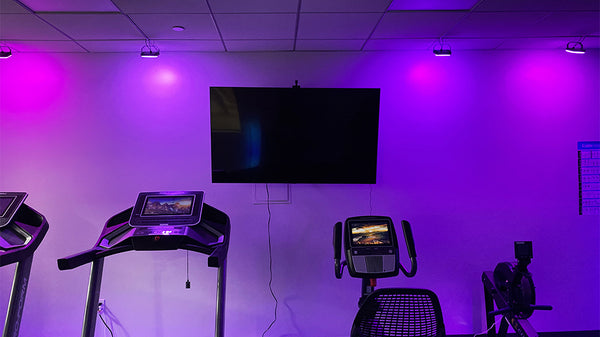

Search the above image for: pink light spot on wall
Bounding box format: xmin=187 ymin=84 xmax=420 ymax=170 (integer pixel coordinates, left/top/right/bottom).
xmin=156 ymin=68 xmax=177 ymax=85
xmin=0 ymin=54 xmax=66 ymax=116
xmin=505 ymin=52 xmax=580 ymax=119
xmin=138 ymin=66 xmax=181 ymax=98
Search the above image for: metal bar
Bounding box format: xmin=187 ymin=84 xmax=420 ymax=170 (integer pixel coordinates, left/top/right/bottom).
xmin=2 ymin=255 xmax=33 ymax=337
xmin=482 ymin=271 xmax=539 ymax=337
xmin=482 ymin=272 xmax=496 ymax=337
xmin=498 ymin=318 xmax=509 ymax=336
xmin=215 ymin=259 xmax=227 ymax=337
xmin=82 ymin=258 xmax=104 ymax=337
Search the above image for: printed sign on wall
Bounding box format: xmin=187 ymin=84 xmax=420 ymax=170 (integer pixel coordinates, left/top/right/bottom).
xmin=578 ymin=141 xmax=600 ymax=215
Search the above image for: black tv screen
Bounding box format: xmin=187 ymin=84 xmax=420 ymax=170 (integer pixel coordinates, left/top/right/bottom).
xmin=210 ymin=87 xmax=380 ymax=184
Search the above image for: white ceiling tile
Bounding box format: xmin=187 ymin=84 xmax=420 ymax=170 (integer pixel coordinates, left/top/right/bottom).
xmin=0 ymin=13 xmax=68 ymax=40
xmin=111 ymin=0 xmax=209 ymax=14
xmin=224 ymin=39 xmax=293 ymax=51
xmin=129 ymin=14 xmax=220 ymax=39
xmin=301 ymin=0 xmax=390 ymax=13
xmin=475 ymin=0 xmax=600 ymax=12
xmin=363 ymin=38 xmax=434 ymax=50
xmin=1 ymin=0 xmax=29 ymax=13
xmin=372 ymin=11 xmax=467 ymax=39
xmin=208 ymin=0 xmax=298 ymax=13
xmin=582 ymin=37 xmax=600 ymax=48
xmin=388 ymin=0 xmax=479 ymax=11
xmin=445 ymin=12 xmax=550 ymax=38
xmin=78 ymin=39 xmax=225 ymax=52
xmin=497 ymin=37 xmax=599 ymax=50
xmin=153 ymin=39 xmax=225 ymax=52
xmin=442 ymin=38 xmax=504 ymax=50
xmin=215 ymin=14 xmax=296 ymax=39
xmin=3 ymin=40 xmax=86 ymax=52
xmin=295 ymin=39 xmax=365 ymax=50
xmin=38 ymin=13 xmax=145 ymax=40
xmin=497 ymin=37 xmax=573 ymax=50
xmin=19 ymin=0 xmax=118 ymax=12
xmin=535 ymin=11 xmax=600 ymax=37
xmin=297 ymin=13 xmax=381 ymax=39
xmin=76 ymin=39 xmax=145 ymax=52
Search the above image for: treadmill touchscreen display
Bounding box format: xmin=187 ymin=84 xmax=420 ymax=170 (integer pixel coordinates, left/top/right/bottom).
xmin=0 ymin=196 xmax=15 ymax=217
xmin=351 ymin=221 xmax=391 ymax=246
xmin=142 ymin=196 xmax=194 ymax=216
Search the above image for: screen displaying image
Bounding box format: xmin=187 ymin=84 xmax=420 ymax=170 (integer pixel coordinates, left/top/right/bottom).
xmin=142 ymin=196 xmax=194 ymax=216
xmin=0 ymin=196 xmax=15 ymax=217
xmin=351 ymin=221 xmax=391 ymax=246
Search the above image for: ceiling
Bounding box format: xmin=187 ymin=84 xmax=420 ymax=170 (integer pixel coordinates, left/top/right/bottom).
xmin=0 ymin=0 xmax=598 ymax=54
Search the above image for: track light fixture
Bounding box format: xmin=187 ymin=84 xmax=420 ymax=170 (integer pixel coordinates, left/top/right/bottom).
xmin=0 ymin=45 xmax=12 ymax=59
xmin=141 ymin=39 xmax=159 ymax=58
xmin=565 ymin=41 xmax=585 ymax=54
xmin=433 ymin=39 xmax=451 ymax=56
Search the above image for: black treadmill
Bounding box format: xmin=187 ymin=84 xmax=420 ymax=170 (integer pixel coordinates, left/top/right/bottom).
xmin=0 ymin=192 xmax=49 ymax=337
xmin=57 ymin=191 xmax=230 ymax=337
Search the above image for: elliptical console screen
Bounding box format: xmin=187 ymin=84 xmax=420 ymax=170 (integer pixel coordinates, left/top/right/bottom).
xmin=344 ymin=216 xmax=399 ymax=278
xmin=350 ymin=221 xmax=392 ymax=246
xmin=0 ymin=192 xmax=27 ymax=227
xmin=129 ymin=191 xmax=203 ymax=227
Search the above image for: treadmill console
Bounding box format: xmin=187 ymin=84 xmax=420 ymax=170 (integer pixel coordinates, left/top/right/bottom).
xmin=129 ymin=191 xmax=203 ymax=227
xmin=344 ymin=216 xmax=399 ymax=278
xmin=0 ymin=192 xmax=27 ymax=228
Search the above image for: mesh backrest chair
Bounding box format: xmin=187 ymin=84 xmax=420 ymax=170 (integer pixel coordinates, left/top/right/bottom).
xmin=351 ymin=288 xmax=446 ymax=337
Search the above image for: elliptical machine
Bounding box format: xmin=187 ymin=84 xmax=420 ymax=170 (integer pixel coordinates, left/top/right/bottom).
xmin=482 ymin=241 xmax=552 ymax=337
xmin=333 ymin=216 xmax=445 ymax=337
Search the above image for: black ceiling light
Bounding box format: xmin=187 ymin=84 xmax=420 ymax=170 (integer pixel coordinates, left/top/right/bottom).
xmin=0 ymin=45 xmax=12 ymax=59
xmin=141 ymin=39 xmax=160 ymax=58
xmin=433 ymin=39 xmax=451 ymax=56
xmin=565 ymin=41 xmax=585 ymax=54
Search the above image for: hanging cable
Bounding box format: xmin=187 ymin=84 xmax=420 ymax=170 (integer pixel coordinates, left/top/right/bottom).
xmin=262 ymin=183 xmax=278 ymax=336
xmin=98 ymin=313 xmax=114 ymax=337
xmin=185 ymin=250 xmax=191 ymax=288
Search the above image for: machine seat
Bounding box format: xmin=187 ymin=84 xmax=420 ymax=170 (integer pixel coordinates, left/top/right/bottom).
xmin=351 ymin=288 xmax=446 ymax=337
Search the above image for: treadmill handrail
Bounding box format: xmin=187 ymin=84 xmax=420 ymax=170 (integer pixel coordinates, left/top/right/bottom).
xmin=57 ymin=246 xmax=132 ymax=270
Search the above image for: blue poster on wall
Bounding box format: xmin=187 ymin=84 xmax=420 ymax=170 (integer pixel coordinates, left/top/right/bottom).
xmin=578 ymin=141 xmax=600 ymax=215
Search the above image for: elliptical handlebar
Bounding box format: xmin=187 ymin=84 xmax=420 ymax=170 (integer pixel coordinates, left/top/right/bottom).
xmin=398 ymin=220 xmax=417 ymax=278
xmin=333 ymin=222 xmax=344 ymax=279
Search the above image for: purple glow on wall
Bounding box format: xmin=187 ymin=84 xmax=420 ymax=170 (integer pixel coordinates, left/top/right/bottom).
xmin=505 ymin=52 xmax=583 ymax=119
xmin=0 ymin=50 xmax=598 ymax=337
xmin=0 ymin=54 xmax=67 ymax=116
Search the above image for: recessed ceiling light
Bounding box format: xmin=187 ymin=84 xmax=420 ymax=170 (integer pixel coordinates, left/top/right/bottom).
xmin=172 ymin=26 xmax=185 ymax=32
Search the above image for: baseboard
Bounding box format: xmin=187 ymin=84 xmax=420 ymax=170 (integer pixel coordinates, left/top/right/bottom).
xmin=449 ymin=331 xmax=599 ymax=337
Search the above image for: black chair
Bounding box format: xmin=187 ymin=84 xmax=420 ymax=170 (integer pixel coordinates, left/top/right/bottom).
xmin=351 ymin=288 xmax=446 ymax=337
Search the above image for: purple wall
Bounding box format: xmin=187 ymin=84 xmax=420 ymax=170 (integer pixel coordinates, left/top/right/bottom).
xmin=0 ymin=50 xmax=598 ymax=337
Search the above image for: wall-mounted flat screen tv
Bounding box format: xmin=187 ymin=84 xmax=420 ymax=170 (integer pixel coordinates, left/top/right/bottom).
xmin=210 ymin=87 xmax=380 ymax=184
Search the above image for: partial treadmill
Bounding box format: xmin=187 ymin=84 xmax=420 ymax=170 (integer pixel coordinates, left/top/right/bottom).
xmin=0 ymin=192 xmax=49 ymax=337
xmin=57 ymin=191 xmax=230 ymax=337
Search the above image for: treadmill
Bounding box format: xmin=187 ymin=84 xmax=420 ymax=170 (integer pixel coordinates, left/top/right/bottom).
xmin=57 ymin=191 xmax=230 ymax=337
xmin=0 ymin=192 xmax=49 ymax=337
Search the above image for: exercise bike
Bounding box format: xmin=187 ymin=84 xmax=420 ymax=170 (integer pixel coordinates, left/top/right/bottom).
xmin=482 ymin=241 xmax=552 ymax=337
xmin=333 ymin=216 xmax=445 ymax=337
